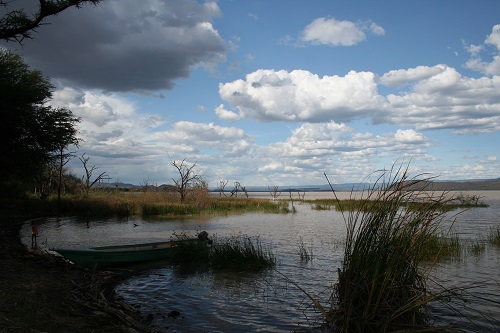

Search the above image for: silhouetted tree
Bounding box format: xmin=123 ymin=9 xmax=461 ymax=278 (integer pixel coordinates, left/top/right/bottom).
xmin=1 ymin=0 xmax=101 ymax=43
xmin=0 ymin=50 xmax=80 ymax=195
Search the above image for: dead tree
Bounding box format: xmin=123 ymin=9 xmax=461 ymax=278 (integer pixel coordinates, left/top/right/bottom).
xmin=268 ymin=185 xmax=281 ymax=201
xmin=170 ymin=158 xmax=202 ymax=202
xmin=230 ymin=181 xmax=248 ymax=198
xmin=217 ymin=180 xmax=229 ymax=197
xmin=79 ymin=153 xmax=109 ymax=194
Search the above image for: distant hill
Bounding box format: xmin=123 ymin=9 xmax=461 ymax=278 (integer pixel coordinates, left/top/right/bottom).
xmin=96 ymin=178 xmax=500 ymax=192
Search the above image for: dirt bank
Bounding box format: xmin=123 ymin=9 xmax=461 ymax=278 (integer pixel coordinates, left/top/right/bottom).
xmin=0 ymin=215 xmax=160 ymax=333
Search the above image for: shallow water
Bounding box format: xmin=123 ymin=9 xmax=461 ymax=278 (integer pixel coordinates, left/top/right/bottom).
xmin=20 ymin=191 xmax=500 ymax=332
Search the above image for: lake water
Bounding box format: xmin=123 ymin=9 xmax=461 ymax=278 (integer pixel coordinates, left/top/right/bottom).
xmin=20 ymin=191 xmax=500 ymax=332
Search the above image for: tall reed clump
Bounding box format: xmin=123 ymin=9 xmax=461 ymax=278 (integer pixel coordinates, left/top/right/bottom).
xmin=327 ymin=166 xmax=456 ymax=333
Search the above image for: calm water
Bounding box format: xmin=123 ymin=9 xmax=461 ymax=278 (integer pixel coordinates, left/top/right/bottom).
xmin=20 ymin=191 xmax=500 ymax=332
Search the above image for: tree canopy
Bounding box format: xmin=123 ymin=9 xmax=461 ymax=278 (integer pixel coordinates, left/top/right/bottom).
xmin=1 ymin=0 xmax=100 ymax=43
xmin=0 ymin=49 xmax=80 ymax=192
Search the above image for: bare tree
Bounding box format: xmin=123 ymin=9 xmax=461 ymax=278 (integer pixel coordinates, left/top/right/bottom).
xmin=170 ymin=158 xmax=203 ymax=202
xmin=268 ymin=185 xmax=281 ymax=201
xmin=217 ymin=180 xmax=229 ymax=197
xmin=79 ymin=153 xmax=109 ymax=194
xmin=230 ymin=181 xmax=248 ymax=198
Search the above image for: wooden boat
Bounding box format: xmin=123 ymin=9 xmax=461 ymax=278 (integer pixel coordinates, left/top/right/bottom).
xmin=53 ymin=237 xmax=206 ymax=268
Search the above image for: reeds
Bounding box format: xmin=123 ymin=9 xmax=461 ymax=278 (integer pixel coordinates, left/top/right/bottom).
xmin=487 ymin=226 xmax=500 ymax=246
xmin=208 ymin=234 xmax=275 ymax=272
xmin=296 ymin=236 xmax=313 ymax=261
xmin=327 ymin=165 xmax=457 ymax=332
xmin=41 ymin=191 xmax=288 ymax=218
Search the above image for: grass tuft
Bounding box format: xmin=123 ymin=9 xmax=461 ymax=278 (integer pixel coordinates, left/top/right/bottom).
xmin=208 ymin=234 xmax=275 ymax=272
xmin=326 ymin=165 xmax=459 ymax=333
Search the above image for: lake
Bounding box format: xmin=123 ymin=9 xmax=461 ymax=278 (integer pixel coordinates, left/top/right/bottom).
xmin=20 ymin=191 xmax=500 ymax=332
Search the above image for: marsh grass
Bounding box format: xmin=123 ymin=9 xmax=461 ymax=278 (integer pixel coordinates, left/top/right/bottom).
xmin=208 ymin=234 xmax=275 ymax=272
xmin=39 ymin=191 xmax=288 ymax=218
xmin=468 ymin=240 xmax=486 ymax=256
xmin=323 ymin=166 xmax=461 ymax=333
xmin=296 ymin=237 xmax=313 ymax=262
xmin=421 ymin=234 xmax=462 ymax=261
xmin=306 ymin=195 xmax=487 ymax=213
xmin=488 ymin=226 xmax=500 ymax=246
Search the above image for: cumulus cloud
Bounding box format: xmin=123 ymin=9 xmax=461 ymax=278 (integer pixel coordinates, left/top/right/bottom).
xmin=219 ymin=69 xmax=388 ymax=123
xmin=215 ymin=104 xmax=241 ymax=122
xmin=300 ymin=17 xmax=384 ymax=47
xmin=379 ymin=65 xmax=448 ymax=87
xmin=2 ymin=0 xmax=227 ymax=92
xmin=50 ymin=87 xmax=167 ymax=159
xmin=383 ymin=65 xmax=500 ymax=133
xmin=154 ymin=121 xmax=255 ymax=156
xmin=251 ymin=122 xmax=433 ymax=184
xmin=219 ymin=64 xmax=500 ymax=134
xmin=465 ymin=24 xmax=500 ymax=75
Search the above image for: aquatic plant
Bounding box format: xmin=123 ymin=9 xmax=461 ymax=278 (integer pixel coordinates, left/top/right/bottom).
xmin=420 ymin=233 xmax=462 ymax=261
xmin=487 ymin=226 xmax=500 ymax=246
xmin=296 ymin=237 xmax=313 ymax=262
xmin=209 ymin=234 xmax=275 ymax=272
xmin=325 ymin=165 xmax=460 ymax=333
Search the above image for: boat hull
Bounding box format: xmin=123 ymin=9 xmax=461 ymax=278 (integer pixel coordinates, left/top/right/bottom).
xmin=53 ymin=239 xmax=203 ymax=268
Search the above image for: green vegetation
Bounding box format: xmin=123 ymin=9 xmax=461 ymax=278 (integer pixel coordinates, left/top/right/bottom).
xmin=307 ymin=194 xmax=488 ymax=212
xmin=488 ymin=226 xmax=500 ymax=246
xmin=296 ymin=237 xmax=313 ymax=262
xmin=321 ymin=166 xmax=463 ymax=333
xmin=2 ymin=189 xmax=289 ymax=218
xmin=208 ymin=234 xmax=275 ymax=272
xmin=420 ymin=234 xmax=462 ymax=261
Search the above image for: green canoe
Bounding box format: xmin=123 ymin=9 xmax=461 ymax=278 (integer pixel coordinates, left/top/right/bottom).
xmin=53 ymin=238 xmax=205 ymax=268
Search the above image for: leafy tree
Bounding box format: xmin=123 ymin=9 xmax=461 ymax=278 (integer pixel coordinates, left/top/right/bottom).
xmin=1 ymin=0 xmax=100 ymax=43
xmin=0 ymin=49 xmax=80 ymax=195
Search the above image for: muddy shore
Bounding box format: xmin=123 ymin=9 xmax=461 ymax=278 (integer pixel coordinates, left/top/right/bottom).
xmin=0 ymin=215 xmax=160 ymax=333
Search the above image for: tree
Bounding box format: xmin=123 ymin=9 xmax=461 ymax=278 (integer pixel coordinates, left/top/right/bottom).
xmin=1 ymin=0 xmax=101 ymax=43
xmin=170 ymin=158 xmax=204 ymax=202
xmin=79 ymin=153 xmax=109 ymax=194
xmin=0 ymin=49 xmax=81 ymax=194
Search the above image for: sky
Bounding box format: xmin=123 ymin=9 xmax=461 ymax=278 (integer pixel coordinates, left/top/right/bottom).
xmin=2 ymin=0 xmax=500 ymax=187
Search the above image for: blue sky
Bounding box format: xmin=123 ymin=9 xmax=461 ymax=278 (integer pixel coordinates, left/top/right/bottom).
xmin=2 ymin=0 xmax=500 ymax=186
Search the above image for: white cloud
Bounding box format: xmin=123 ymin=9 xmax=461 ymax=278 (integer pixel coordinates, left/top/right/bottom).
xmin=154 ymin=121 xmax=254 ymax=156
xmin=300 ymin=17 xmax=384 ymax=47
xmin=219 ymin=69 xmax=388 ymax=123
xmin=219 ymin=64 xmax=500 ymax=134
xmin=380 ymin=65 xmax=447 ymax=87
xmin=215 ymin=104 xmax=241 ymax=122
xmin=384 ymin=66 xmax=500 ymax=133
xmin=465 ymin=24 xmax=500 ymax=76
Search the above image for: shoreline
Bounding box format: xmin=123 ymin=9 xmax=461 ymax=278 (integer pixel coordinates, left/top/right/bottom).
xmin=0 ymin=214 xmax=160 ymax=333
